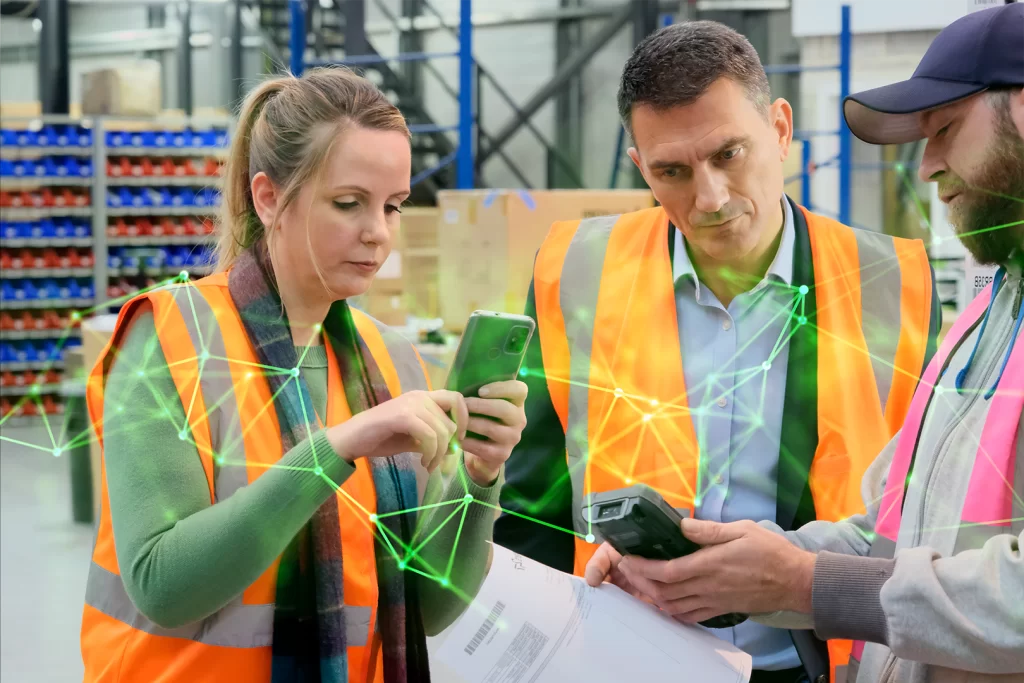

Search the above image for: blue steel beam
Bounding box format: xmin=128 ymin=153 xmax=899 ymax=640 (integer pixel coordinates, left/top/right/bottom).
xmin=289 ymin=0 xmax=306 ymax=75
xmin=308 ymin=50 xmax=459 ymax=67
xmin=838 ymin=4 xmax=852 ymax=226
xmin=456 ymin=0 xmax=474 ymax=189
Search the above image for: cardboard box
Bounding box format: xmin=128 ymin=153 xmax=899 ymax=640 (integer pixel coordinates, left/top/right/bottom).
xmin=400 ymin=208 xmax=441 ymax=319
xmin=81 ymin=61 xmax=162 ymax=116
xmin=437 ymin=190 xmax=654 ymax=330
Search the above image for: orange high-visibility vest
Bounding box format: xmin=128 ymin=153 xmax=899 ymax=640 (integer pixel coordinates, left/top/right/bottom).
xmin=80 ymin=273 xmax=431 ymax=683
xmin=532 ymin=205 xmax=933 ymax=683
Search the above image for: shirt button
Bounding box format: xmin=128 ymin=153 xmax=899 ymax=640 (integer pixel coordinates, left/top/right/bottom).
xmin=716 ymin=397 xmax=728 ymax=408
xmin=722 ymin=319 xmax=733 ymax=331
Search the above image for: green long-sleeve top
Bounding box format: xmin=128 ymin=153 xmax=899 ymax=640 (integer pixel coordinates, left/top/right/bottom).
xmin=102 ymin=311 xmax=498 ymax=637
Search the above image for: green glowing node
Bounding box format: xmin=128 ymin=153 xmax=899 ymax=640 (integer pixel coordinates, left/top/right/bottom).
xmin=179 ymin=270 xmax=189 ymax=281
xmin=798 ymin=316 xmax=808 ymax=326
xmin=624 ymin=477 xmax=633 ymax=485
xmin=798 ymin=285 xmax=809 ymax=296
xmin=70 ymin=311 xmax=81 ymax=321
xmin=398 ymin=561 xmax=407 ymax=570
xmin=314 ymin=466 xmax=323 ymax=476
xmin=762 ymin=361 xmax=771 ymax=371
xmin=314 ymin=323 xmax=323 ymax=332
xmin=934 ymin=385 xmax=945 ymax=394
xmin=215 ymin=456 xmax=224 ymax=466
xmin=440 ymin=578 xmax=449 ymax=587
xmin=178 ymin=430 xmax=188 ymax=441
xmin=642 ymin=413 xmax=652 ymax=422
xmin=614 ymin=388 xmax=624 ymax=396
xmin=649 ymin=399 xmax=659 ymax=407
xmin=585 ymin=534 xmax=595 ymax=544
xmin=369 ymin=513 xmax=378 ymax=523
xmin=245 ymin=372 xmax=254 ymax=380
xmin=30 ymin=384 xmax=40 ymax=396
xmin=463 ymin=493 xmax=473 ymax=502
xmin=519 ymin=367 xmax=528 ymax=377
xmin=290 ymin=367 xmax=300 ymax=378
xmin=199 ymin=349 xmax=209 ymax=362
xmin=52 ymin=447 xmax=62 ymax=458
xmin=136 ymin=370 xmax=145 ymax=378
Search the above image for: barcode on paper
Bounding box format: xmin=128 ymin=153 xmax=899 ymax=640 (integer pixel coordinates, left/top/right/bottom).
xmin=464 ymin=601 xmax=506 ymax=655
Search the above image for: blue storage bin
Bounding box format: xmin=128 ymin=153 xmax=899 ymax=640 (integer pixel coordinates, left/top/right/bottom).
xmin=36 ymin=126 xmax=56 ymax=146
xmin=0 ymin=343 xmax=15 ymax=364
xmin=46 ymin=341 xmax=62 ymax=362
xmin=108 ymin=248 xmax=122 ymax=269
xmin=15 ymin=130 xmax=34 ymax=146
xmin=35 ymin=341 xmax=51 ymax=363
xmin=214 ymin=129 xmax=229 ymax=147
xmin=29 ymin=222 xmax=44 ymax=239
xmin=200 ymin=130 xmax=218 ymax=147
xmin=55 ymin=126 xmax=71 ymax=146
xmin=154 ymin=130 xmax=171 ymax=147
xmin=15 ymin=222 xmax=32 ymax=239
xmin=131 ymin=189 xmax=151 ymax=208
xmin=190 ymin=130 xmax=205 ymax=147
xmin=61 ymin=158 xmax=78 ymax=177
xmin=171 ymin=129 xmax=190 ymax=147
xmin=169 ymin=247 xmax=188 ymax=268
xmin=66 ymin=280 xmax=80 ymax=299
xmin=0 ymin=159 xmax=13 ymax=176
xmin=0 ymin=282 xmax=16 ymax=302
xmin=18 ymin=281 xmax=35 ymax=301
xmin=49 ymin=157 xmax=65 ymax=177
xmin=42 ymin=219 xmax=62 ymax=239
xmin=122 ymin=251 xmax=140 ymax=269
xmin=13 ymin=341 xmax=31 ymax=363
xmin=0 ymin=222 xmax=10 ymax=239
xmin=150 ymin=188 xmax=173 ymax=207
xmin=1 ymin=129 xmax=17 ymax=146
xmin=76 ymin=127 xmax=93 ymax=147
xmin=38 ymin=220 xmax=56 ymax=239
xmin=144 ymin=252 xmax=164 ymax=269
xmin=174 ymin=188 xmax=195 ymax=207
xmin=72 ymin=219 xmax=91 ymax=238
xmin=107 ymin=130 xmax=128 ymax=148
xmin=128 ymin=131 xmax=144 ymax=147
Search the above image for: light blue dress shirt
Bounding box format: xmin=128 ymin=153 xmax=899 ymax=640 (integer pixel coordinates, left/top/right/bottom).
xmin=673 ymin=199 xmax=802 ymax=671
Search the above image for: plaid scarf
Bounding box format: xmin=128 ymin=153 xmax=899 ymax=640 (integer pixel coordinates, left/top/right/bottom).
xmin=227 ymin=246 xmax=430 ymax=683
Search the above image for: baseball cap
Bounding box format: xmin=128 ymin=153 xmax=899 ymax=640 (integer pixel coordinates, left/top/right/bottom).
xmin=843 ymin=2 xmax=1024 ymax=145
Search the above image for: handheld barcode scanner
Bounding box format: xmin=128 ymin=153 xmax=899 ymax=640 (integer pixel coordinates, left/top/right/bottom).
xmin=582 ymin=484 xmax=748 ymax=629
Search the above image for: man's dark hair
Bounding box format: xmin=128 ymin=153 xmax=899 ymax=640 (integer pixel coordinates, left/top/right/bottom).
xmin=618 ymin=21 xmax=771 ymax=137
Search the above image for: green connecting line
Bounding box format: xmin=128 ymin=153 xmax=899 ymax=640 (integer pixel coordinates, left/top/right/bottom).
xmin=444 ymin=502 xmax=471 ymax=581
xmin=408 ymin=501 xmax=468 ymax=559
xmin=374 ymin=498 xmax=463 ymax=520
xmin=480 ymin=503 xmax=584 ymax=539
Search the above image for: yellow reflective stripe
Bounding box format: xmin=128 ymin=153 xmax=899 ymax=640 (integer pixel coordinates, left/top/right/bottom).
xmin=558 ymin=215 xmax=619 ymax=536
xmin=852 ymin=229 xmax=903 ymax=414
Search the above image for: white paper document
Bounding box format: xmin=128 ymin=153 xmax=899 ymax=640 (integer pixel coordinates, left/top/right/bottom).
xmin=430 ymin=545 xmax=752 ymax=683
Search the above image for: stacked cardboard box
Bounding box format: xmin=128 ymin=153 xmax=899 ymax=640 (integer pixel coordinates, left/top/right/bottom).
xmin=359 ymin=207 xmax=441 ymax=325
xmin=437 ymin=190 xmax=654 ymax=331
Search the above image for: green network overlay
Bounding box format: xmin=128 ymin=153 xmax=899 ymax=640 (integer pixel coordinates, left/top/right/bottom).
xmin=2 ymin=173 xmax=1023 ymax=620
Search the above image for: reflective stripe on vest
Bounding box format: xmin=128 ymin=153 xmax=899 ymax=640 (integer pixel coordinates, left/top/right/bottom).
xmin=849 ymin=284 xmax=1024 ymax=677
xmin=81 ymin=276 xmax=428 ymax=682
xmin=532 ymin=205 xmax=932 ymax=683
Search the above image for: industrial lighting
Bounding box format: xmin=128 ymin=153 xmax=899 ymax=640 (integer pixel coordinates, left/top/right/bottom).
xmin=32 ymin=19 xmax=42 ymax=32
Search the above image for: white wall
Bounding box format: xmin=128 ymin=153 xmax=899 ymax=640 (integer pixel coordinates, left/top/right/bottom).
xmin=792 ymin=0 xmax=1002 ymax=36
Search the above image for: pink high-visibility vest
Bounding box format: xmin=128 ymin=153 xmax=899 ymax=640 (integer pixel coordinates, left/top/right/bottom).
xmin=847 ymin=283 xmax=1024 ymax=679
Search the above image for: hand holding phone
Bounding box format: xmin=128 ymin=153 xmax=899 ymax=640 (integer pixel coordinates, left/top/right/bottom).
xmin=441 ymin=311 xmax=534 ymax=483
xmin=582 ymin=484 xmax=749 ymax=628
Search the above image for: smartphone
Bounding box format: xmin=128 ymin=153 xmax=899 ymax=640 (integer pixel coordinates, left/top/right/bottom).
xmin=582 ymin=484 xmax=748 ymax=629
xmin=444 ymin=310 xmax=535 ymax=398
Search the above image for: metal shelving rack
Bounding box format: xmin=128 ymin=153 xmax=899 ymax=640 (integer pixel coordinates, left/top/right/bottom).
xmin=1 ymin=114 xmax=230 ymax=421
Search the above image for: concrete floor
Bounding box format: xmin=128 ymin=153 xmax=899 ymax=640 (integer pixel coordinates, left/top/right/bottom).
xmin=1 ymin=424 xmax=95 ymax=681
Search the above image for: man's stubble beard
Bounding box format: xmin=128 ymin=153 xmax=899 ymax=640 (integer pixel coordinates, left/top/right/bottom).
xmin=950 ymin=116 xmax=1024 ymax=266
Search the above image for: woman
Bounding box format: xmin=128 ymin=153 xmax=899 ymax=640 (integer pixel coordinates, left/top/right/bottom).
xmin=80 ymin=68 xmax=527 ymax=683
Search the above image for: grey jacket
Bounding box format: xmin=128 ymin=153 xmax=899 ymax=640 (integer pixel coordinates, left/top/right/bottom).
xmin=759 ymin=265 xmax=1024 ymax=683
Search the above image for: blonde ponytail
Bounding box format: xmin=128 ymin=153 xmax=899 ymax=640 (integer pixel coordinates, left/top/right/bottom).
xmin=215 ymin=68 xmax=409 ymax=271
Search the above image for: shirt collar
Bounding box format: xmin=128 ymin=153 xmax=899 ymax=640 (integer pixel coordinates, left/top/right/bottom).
xmin=673 ymin=198 xmax=796 ymax=298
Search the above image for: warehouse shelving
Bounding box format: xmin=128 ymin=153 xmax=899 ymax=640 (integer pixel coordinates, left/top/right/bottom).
xmin=1 ymin=114 xmax=229 ymax=422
